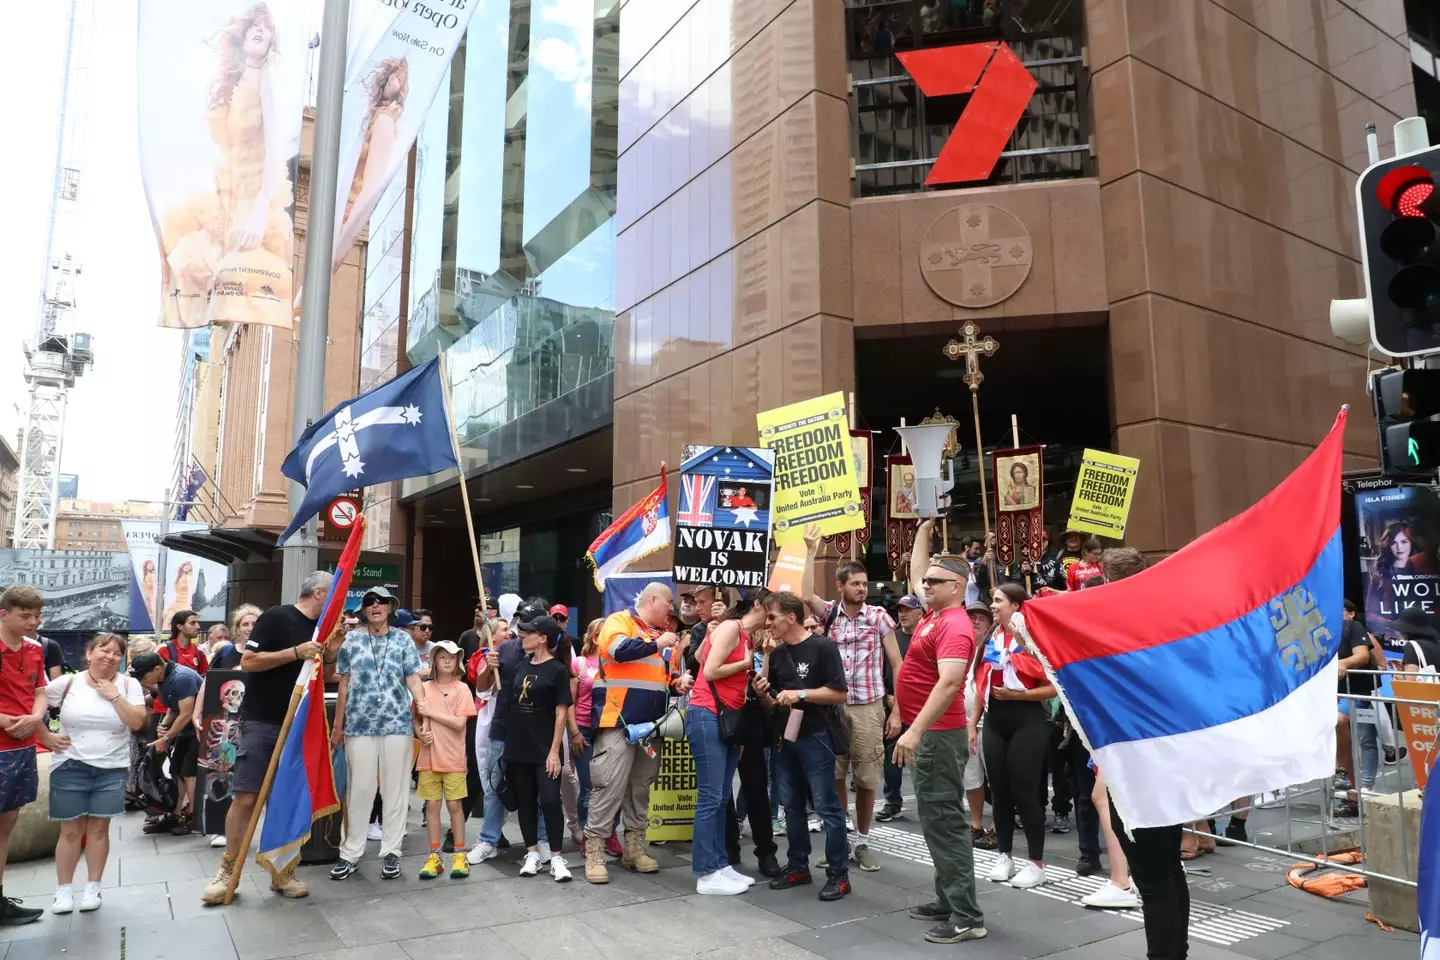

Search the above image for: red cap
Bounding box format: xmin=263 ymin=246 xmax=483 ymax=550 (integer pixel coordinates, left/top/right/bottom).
xmin=549 ymin=604 xmax=569 ymax=618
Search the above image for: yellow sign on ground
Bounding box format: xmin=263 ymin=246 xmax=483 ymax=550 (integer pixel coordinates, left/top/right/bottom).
xmin=1067 ymin=449 xmax=1141 ymax=538
xmin=757 ymin=392 xmax=863 ymax=544
xmin=646 ymin=738 xmax=696 ymax=841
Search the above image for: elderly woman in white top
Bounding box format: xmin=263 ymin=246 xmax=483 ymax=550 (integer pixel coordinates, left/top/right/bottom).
xmin=39 ymin=633 xmax=148 ymax=914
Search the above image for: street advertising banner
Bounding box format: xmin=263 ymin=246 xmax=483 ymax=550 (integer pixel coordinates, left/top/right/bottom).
xmin=1350 ymin=479 xmax=1440 ymax=642
xmin=672 ymin=446 xmax=774 ymax=589
xmin=994 ymin=445 xmax=1044 ymax=566
xmin=1066 ymin=449 xmax=1141 ymax=538
xmin=121 ymin=520 xmax=229 ymax=632
xmin=138 ymin=1 xmax=313 ymax=328
xmin=757 ymin=393 xmax=864 ymax=544
xmin=196 ymin=669 xmax=246 ymax=832
xmin=1391 ymin=678 xmax=1439 ymax=791
xmin=646 ymin=738 xmax=696 ymax=842
xmin=327 ymin=0 xmax=480 ymax=273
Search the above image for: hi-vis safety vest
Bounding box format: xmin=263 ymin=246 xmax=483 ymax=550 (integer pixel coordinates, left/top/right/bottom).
xmin=594 ymin=608 xmax=669 ymax=728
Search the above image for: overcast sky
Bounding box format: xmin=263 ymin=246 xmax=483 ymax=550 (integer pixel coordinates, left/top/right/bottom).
xmin=1 ymin=0 xmax=179 ymax=505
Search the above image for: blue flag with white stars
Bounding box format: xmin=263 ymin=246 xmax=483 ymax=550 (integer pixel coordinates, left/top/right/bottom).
xmin=278 ymin=357 xmax=459 ymax=544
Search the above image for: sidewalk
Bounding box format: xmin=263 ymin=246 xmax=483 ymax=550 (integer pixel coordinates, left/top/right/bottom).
xmin=0 ymin=800 xmax=1419 ymax=960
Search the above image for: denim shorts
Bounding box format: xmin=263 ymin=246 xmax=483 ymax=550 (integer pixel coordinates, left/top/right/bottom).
xmin=49 ymin=759 xmax=128 ymax=821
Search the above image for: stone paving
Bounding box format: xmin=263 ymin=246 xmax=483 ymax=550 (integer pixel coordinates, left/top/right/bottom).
xmin=0 ymin=792 xmax=1420 ymax=960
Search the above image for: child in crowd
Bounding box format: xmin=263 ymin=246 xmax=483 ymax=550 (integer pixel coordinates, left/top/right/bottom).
xmin=415 ymin=642 xmax=476 ymax=880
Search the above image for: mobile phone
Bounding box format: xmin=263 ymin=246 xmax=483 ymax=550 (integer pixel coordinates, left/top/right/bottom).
xmin=753 ymin=651 xmax=765 ymax=673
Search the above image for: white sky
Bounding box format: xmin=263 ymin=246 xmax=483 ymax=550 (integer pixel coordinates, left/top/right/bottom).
xmin=0 ymin=0 xmax=179 ymax=505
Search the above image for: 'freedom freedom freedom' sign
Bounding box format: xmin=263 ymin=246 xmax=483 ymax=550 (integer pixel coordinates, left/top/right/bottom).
xmin=757 ymin=393 xmax=864 ymax=544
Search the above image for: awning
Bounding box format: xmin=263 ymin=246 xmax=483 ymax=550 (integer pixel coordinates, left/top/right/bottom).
xmin=158 ymin=528 xmax=278 ymax=565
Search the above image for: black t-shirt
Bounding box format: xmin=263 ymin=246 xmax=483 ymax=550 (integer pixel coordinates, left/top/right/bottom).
xmin=211 ymin=643 xmax=244 ymax=670
xmin=241 ymin=605 xmax=318 ymax=724
xmin=1401 ymin=636 xmax=1440 ymax=672
xmin=40 ymin=637 xmax=66 ymax=677
xmin=503 ymin=657 xmax=571 ymax=764
xmin=1338 ymin=620 xmax=1376 ymax=696
xmin=487 ymin=637 xmax=528 ymax=743
xmin=768 ymin=635 xmax=847 ymax=737
xmin=882 ymin=627 xmax=911 ymax=697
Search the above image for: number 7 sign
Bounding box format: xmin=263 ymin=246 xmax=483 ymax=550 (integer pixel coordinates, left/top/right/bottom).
xmin=896 ymin=42 xmax=1038 ymax=186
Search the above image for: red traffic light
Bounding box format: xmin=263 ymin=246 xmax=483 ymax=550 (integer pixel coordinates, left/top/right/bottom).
xmin=1376 ymin=165 xmax=1438 ymax=218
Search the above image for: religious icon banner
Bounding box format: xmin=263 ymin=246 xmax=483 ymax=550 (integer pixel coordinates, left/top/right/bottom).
xmin=757 ymin=393 xmax=865 ymax=544
xmin=139 ymin=1 xmax=314 ymax=328
xmin=885 ymin=454 xmax=919 ymax=579
xmin=993 ymin=445 xmax=1044 ymax=566
xmin=672 ymin=446 xmax=775 ymax=588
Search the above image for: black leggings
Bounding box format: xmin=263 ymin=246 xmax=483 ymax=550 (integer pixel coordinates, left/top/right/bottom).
xmin=509 ymin=761 xmax=563 ymax=851
xmin=726 ymin=743 xmax=777 ymax=864
xmin=983 ymin=698 xmax=1050 ymax=861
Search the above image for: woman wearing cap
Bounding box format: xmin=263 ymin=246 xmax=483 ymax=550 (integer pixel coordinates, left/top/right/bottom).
xmin=329 ymin=587 xmax=425 ymax=882
xmin=505 ymin=615 xmax=573 ymax=881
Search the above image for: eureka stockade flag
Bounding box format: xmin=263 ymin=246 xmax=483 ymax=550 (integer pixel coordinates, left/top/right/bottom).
xmin=1022 ymin=409 xmax=1347 ymax=830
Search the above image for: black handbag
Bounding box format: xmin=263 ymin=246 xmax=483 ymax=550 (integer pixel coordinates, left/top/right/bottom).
xmin=706 ymin=674 xmax=767 ymax=746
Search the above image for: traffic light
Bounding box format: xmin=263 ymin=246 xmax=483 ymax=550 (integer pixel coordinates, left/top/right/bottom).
xmin=1359 ymin=144 xmax=1440 ymax=356
xmin=1373 ymin=368 xmax=1440 ymax=474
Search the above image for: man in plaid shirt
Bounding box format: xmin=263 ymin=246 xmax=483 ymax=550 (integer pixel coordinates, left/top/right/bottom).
xmin=803 ymin=536 xmax=905 ymax=872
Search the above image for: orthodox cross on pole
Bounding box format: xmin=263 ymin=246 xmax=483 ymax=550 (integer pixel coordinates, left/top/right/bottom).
xmin=943 ymin=321 xmax=999 ymax=546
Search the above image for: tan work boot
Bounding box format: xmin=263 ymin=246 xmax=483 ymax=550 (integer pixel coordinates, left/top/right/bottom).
xmin=269 ymin=867 xmax=309 ymax=898
xmin=201 ymin=855 xmax=238 ymax=905
xmin=584 ymin=837 xmax=610 ymax=884
xmin=621 ymin=828 xmax=659 ymax=873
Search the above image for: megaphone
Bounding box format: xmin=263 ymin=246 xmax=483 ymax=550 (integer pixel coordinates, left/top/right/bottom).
xmin=894 ymin=423 xmax=956 ymax=518
xmin=623 ymin=721 xmax=657 ymax=744
xmin=655 ymin=707 xmax=686 ymax=741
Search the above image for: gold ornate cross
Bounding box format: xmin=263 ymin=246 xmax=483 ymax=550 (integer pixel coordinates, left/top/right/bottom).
xmin=943 ymin=321 xmax=999 ymax=392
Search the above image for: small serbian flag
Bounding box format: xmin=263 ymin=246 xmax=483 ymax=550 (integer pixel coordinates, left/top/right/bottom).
xmin=587 ymin=465 xmax=671 ymax=590
xmin=255 ymin=518 xmax=364 ymax=880
xmin=1022 ymin=409 xmax=1346 ymax=830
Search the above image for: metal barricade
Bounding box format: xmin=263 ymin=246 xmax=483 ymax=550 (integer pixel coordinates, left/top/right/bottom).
xmin=1179 ymin=668 xmax=1434 ymax=891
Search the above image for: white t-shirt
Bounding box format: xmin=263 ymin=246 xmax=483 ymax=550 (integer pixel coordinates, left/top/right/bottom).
xmin=45 ymin=673 xmax=145 ymax=769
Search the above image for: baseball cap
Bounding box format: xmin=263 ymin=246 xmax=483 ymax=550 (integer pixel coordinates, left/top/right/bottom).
xmin=897 ymin=594 xmax=923 ymax=610
xmin=129 ymin=652 xmax=163 ymax=679
xmin=515 ymin=615 xmax=563 ymax=645
xmin=548 ymin=604 xmax=569 ymax=619
xmin=393 ymin=609 xmax=419 ymax=628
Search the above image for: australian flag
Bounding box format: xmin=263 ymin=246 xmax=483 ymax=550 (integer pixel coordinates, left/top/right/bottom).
xmin=279 ymin=358 xmax=459 ymax=543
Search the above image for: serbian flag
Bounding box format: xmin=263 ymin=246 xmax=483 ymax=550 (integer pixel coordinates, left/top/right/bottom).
xmin=1022 ymin=409 xmax=1346 ymax=830
xmin=586 ymin=465 xmax=670 ymax=590
xmin=255 ymin=517 xmax=365 ymax=881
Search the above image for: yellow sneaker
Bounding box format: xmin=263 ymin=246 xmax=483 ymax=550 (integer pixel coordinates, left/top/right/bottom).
xmin=450 ymin=853 xmax=470 ymax=879
xmin=419 ymin=853 xmax=444 ymax=880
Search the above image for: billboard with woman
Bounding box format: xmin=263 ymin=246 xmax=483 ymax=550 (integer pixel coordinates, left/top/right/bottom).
xmin=1349 ymin=478 xmax=1440 ymax=640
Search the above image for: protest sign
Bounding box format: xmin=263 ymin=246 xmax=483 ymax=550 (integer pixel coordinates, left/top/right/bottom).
xmin=673 ymin=447 xmax=774 ymax=587
xmin=769 ymin=540 xmax=809 ymax=593
xmin=646 ymin=739 xmax=696 ymax=841
xmin=1392 ymin=677 xmax=1440 ymax=790
xmin=196 ymin=669 xmax=245 ymax=833
xmin=1067 ymin=449 xmax=1141 ymax=538
xmin=757 ymin=393 xmax=864 ymax=543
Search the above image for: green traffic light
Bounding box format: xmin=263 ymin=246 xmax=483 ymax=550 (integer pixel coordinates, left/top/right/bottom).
xmin=1411 ymin=436 xmax=1422 ymax=465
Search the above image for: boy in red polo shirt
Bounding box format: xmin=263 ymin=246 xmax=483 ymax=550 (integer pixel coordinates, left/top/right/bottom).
xmin=0 ymin=586 xmax=49 ymax=925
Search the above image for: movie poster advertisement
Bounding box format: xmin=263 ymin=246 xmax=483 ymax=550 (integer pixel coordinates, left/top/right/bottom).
xmin=121 ymin=520 xmax=229 ymax=632
xmin=196 ymin=669 xmax=246 ymax=833
xmin=1347 ymin=476 xmax=1440 ymax=649
xmin=672 ymin=446 xmax=775 ymax=588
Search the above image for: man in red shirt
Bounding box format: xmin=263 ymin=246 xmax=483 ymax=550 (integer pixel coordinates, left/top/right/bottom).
xmin=892 ymin=518 xmax=986 ymax=945
xmin=0 ymin=586 xmax=49 ymax=925
xmin=1065 ymin=539 xmax=1104 ymax=592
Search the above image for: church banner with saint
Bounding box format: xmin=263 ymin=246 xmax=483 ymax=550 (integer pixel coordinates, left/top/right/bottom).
xmin=139 ymin=1 xmax=313 ymax=328
xmin=993 ymin=445 xmax=1044 ymax=566
xmin=672 ymin=446 xmax=774 ymax=588
xmin=885 ymin=454 xmax=918 ymax=579
xmin=757 ymin=393 xmax=864 ymax=544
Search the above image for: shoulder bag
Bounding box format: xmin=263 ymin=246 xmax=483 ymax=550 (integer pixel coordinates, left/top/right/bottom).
xmin=773 ymin=643 xmax=851 ymax=755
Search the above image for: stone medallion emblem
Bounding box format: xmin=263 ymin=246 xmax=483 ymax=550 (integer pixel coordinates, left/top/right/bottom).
xmin=919 ymin=203 xmax=1034 ymax=308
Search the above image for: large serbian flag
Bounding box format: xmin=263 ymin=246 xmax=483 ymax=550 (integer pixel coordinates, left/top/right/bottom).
xmin=256 ymin=518 xmax=365 ymax=881
xmin=1021 ymin=409 xmax=1347 ymax=830
xmin=587 ymin=465 xmax=671 ymax=590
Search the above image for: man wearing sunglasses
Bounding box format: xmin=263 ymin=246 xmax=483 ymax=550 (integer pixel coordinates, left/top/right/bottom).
xmin=398 ymin=609 xmax=436 ymax=679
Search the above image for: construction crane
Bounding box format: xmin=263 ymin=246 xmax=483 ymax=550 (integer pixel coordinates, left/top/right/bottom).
xmin=15 ymin=0 xmax=95 ymax=550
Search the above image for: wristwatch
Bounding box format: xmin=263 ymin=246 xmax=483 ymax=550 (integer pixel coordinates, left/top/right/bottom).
xmin=798 ymin=689 xmax=809 ymax=701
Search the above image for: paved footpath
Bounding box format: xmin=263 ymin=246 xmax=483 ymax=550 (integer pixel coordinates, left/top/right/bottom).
xmin=0 ymin=798 xmax=1420 ymax=960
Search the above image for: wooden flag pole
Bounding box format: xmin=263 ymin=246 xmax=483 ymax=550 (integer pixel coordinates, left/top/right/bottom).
xmin=437 ymin=355 xmax=490 ymax=647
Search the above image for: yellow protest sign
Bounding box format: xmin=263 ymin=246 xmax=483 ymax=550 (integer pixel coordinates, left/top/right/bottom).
xmin=646 ymin=739 xmax=696 ymax=841
xmin=1067 ymin=449 xmax=1141 ymax=538
xmin=757 ymin=392 xmax=864 ymax=544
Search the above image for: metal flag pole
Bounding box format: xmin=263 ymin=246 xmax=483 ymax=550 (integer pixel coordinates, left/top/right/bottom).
xmin=281 ymin=0 xmax=351 ymax=603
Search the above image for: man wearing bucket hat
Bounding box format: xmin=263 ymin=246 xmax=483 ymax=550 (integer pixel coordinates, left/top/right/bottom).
xmin=329 ymin=586 xmax=425 ymax=882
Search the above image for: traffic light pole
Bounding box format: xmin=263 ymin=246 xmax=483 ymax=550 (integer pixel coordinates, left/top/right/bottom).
xmin=281 ymin=0 xmax=350 ymax=604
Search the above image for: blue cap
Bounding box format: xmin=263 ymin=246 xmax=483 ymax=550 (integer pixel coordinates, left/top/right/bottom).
xmin=898 ymin=594 xmax=923 ymax=610
xmin=393 ymin=609 xmax=419 ymax=628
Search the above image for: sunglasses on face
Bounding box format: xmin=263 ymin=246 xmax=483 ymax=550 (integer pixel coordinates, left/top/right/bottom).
xmin=416 ymin=624 xmax=432 ymax=631
xmin=921 ymin=577 xmax=961 ymax=586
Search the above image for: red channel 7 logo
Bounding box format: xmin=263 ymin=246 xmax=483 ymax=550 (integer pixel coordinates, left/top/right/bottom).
xmin=895 ymin=43 xmax=1038 ymax=187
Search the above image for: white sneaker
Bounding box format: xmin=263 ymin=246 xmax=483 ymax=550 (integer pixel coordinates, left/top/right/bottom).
xmin=550 ymin=856 xmax=573 ymax=883
xmin=79 ymin=883 xmax=102 ymax=912
xmin=1080 ymin=880 xmax=1140 ymax=909
xmin=538 ymin=840 xmax=553 ymax=862
xmin=722 ymin=865 xmax=756 ymax=886
xmin=51 ymin=887 xmax=74 ymax=915
xmin=987 ymin=853 xmax=1017 ymax=883
xmin=1009 ymin=860 xmax=1047 ymax=889
xmin=519 ymin=851 xmax=542 ymax=877
xmin=467 ymin=841 xmax=498 ymax=865
xmin=209 ymin=835 xmax=227 ymax=848
xmin=845 ymin=816 xmax=855 ymax=833
xmin=367 ymin=822 xmax=383 ymax=842
xmin=807 ymin=815 xmax=822 ymax=833
xmin=696 ymin=870 xmax=749 ymax=895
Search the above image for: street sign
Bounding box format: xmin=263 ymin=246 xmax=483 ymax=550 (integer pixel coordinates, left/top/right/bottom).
xmin=327 ymin=498 xmax=359 ymax=529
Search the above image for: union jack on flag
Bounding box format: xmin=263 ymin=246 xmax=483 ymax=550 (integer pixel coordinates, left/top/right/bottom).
xmin=679 ymin=473 xmax=715 ymax=526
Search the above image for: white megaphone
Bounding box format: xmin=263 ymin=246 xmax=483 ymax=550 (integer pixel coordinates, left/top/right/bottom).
xmin=894 ymin=423 xmax=956 ymax=518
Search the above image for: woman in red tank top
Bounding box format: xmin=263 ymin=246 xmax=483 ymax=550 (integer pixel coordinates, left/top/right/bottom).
xmin=685 ymin=592 xmax=767 ymax=895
